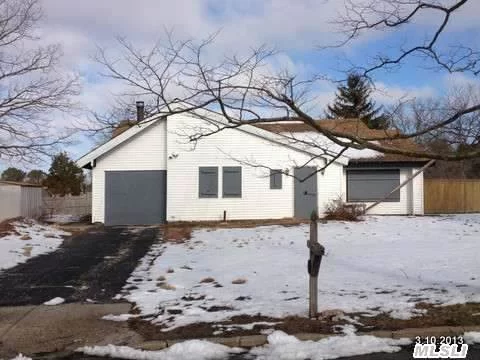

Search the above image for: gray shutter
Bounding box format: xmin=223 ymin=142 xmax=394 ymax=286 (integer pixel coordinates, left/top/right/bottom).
xmin=270 ymin=169 xmax=282 ymax=189
xmin=347 ymin=169 xmax=400 ymax=202
xmin=223 ymin=167 xmax=242 ymax=197
xmin=199 ymin=167 xmax=218 ymax=198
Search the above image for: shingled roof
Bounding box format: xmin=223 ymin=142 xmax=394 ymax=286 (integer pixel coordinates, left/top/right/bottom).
xmin=253 ymin=118 xmax=429 ymax=164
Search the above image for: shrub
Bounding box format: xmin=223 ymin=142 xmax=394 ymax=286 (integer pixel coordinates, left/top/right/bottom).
xmin=323 ymin=196 xmax=364 ymax=221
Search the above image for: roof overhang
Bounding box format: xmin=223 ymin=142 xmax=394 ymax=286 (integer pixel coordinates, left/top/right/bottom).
xmin=347 ymin=160 xmax=433 ymax=168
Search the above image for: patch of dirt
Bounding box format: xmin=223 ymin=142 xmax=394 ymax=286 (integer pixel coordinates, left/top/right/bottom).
xmin=129 ymin=303 xmax=480 ymax=341
xmin=355 ymin=303 xmax=480 ymax=331
xmin=202 ymin=305 xmax=235 ymax=312
xmin=162 ymin=219 xmax=307 ymax=245
xmin=0 ymin=217 xmax=21 ymax=238
xmin=157 ymin=282 xmax=176 ymax=291
xmin=22 ymin=246 xmax=32 ymax=257
xmin=181 ymin=295 xmax=206 ymax=301
xmin=164 ymin=225 xmax=192 ymax=243
xmin=166 ymin=218 xmax=307 ymax=230
xmin=55 ymin=223 xmax=98 ymax=236
xmin=129 ymin=314 xmax=340 ymax=341
xmin=232 ymin=278 xmax=247 ymax=285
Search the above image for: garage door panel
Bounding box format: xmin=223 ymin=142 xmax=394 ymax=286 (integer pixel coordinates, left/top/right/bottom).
xmin=105 ymin=170 xmax=166 ymax=225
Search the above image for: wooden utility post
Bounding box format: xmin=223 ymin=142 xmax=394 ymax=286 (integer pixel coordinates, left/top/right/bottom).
xmin=307 ymin=211 xmax=325 ymax=318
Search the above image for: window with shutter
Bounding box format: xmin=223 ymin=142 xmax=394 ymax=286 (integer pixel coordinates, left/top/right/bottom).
xmin=223 ymin=167 xmax=242 ymax=197
xmin=199 ymin=167 xmax=218 ymax=198
xmin=270 ymin=169 xmax=282 ymax=189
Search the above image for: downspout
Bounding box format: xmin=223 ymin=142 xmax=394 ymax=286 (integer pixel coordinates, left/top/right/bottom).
xmin=363 ymin=159 xmax=435 ymax=214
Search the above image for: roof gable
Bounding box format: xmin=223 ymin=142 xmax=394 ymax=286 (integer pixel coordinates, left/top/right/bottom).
xmin=76 ymin=114 xmax=164 ymax=169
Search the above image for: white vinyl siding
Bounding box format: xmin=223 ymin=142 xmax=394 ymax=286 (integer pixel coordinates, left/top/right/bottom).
xmin=166 ymin=113 xmax=337 ymax=221
xmin=91 ymin=120 xmax=167 ymax=223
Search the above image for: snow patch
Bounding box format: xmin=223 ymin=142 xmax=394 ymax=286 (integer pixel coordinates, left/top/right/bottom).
xmin=464 ymin=331 xmax=480 ymax=344
xmin=9 ymin=354 xmax=32 ymax=360
xmin=102 ymin=314 xmax=139 ymax=322
xmin=251 ymin=330 xmax=411 ymax=360
xmin=43 ymin=297 xmax=65 ymax=306
xmin=77 ymin=332 xmax=413 ymax=360
xmin=118 ymin=215 xmax=480 ymax=330
xmin=0 ymin=219 xmax=68 ymax=271
xmin=77 ymin=340 xmax=243 ymax=360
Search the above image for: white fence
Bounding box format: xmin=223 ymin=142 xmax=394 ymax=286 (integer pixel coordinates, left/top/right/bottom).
xmin=0 ymin=183 xmax=43 ymax=222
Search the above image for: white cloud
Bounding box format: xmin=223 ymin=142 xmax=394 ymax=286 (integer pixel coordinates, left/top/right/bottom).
xmin=6 ymin=0 xmax=471 ymax=166
xmin=372 ymin=82 xmax=436 ymax=105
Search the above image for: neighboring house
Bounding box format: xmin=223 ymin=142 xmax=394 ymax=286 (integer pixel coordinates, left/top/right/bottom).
xmin=0 ymin=181 xmax=44 ymax=222
xmin=76 ymin=106 xmax=428 ymax=225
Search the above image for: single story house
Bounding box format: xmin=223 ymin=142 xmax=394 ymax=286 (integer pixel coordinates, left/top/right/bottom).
xmin=77 ymin=105 xmax=429 ymax=225
xmin=0 ymin=181 xmax=44 ymax=222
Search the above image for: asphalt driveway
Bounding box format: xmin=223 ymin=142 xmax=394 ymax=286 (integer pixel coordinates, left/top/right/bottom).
xmin=0 ymin=226 xmax=160 ymax=306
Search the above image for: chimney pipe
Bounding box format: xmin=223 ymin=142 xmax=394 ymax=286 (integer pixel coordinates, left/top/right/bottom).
xmin=136 ymin=101 xmax=145 ymax=122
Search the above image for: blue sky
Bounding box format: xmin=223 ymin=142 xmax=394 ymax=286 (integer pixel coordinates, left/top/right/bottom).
xmin=1 ymin=0 xmax=479 ymax=172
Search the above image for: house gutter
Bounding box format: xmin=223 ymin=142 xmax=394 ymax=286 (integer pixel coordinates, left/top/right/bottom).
xmin=363 ymin=159 xmax=436 ymax=214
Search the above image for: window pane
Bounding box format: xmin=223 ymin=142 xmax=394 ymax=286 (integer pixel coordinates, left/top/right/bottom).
xmin=199 ymin=167 xmax=218 ymax=198
xmin=347 ymin=169 xmax=400 ymax=202
xmin=223 ymin=167 xmax=242 ymax=197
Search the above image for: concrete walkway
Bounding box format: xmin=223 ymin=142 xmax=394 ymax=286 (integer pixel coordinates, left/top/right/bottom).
xmin=0 ymin=303 xmax=142 ymax=359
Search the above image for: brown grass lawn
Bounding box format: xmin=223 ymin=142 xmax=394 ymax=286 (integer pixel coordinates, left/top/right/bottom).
xmin=129 ymin=303 xmax=480 ymax=340
xmin=162 ymin=218 xmax=307 ymax=242
xmin=0 ymin=217 xmax=22 ymax=238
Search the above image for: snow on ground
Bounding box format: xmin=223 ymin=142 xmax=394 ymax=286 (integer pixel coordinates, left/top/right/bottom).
xmin=102 ymin=314 xmax=139 ymax=322
xmin=43 ymin=297 xmax=65 ymax=306
xmin=9 ymin=355 xmax=32 ymax=360
xmin=0 ymin=219 xmax=69 ymax=271
xmin=119 ymin=215 xmax=480 ymax=330
xmin=77 ymin=331 xmax=410 ymax=360
xmin=251 ymin=330 xmax=411 ymax=360
xmin=464 ymin=332 xmax=480 ymax=344
xmin=77 ymin=340 xmax=243 ymax=360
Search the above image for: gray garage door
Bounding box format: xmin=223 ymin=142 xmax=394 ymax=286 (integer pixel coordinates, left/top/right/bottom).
xmin=105 ymin=170 xmax=166 ymax=226
xmin=346 ymin=169 xmax=400 ymax=202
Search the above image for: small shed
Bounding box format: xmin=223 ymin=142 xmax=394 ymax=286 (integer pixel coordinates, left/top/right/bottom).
xmin=0 ymin=181 xmax=44 ymax=222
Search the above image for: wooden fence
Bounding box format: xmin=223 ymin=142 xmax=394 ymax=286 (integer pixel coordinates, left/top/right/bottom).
xmin=424 ymin=179 xmax=480 ymax=214
xmin=42 ymin=192 xmax=92 ymax=218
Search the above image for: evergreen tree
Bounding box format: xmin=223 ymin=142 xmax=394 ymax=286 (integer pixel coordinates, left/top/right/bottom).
xmin=1 ymin=167 xmax=26 ymax=182
xmin=26 ymin=170 xmax=47 ymax=184
xmin=44 ymin=153 xmax=85 ymax=196
xmin=326 ymin=73 xmax=389 ymax=129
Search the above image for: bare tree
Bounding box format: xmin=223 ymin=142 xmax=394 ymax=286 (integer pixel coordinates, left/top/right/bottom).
xmin=0 ymin=0 xmax=79 ymax=163
xmin=92 ymin=1 xmax=480 ymax=176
